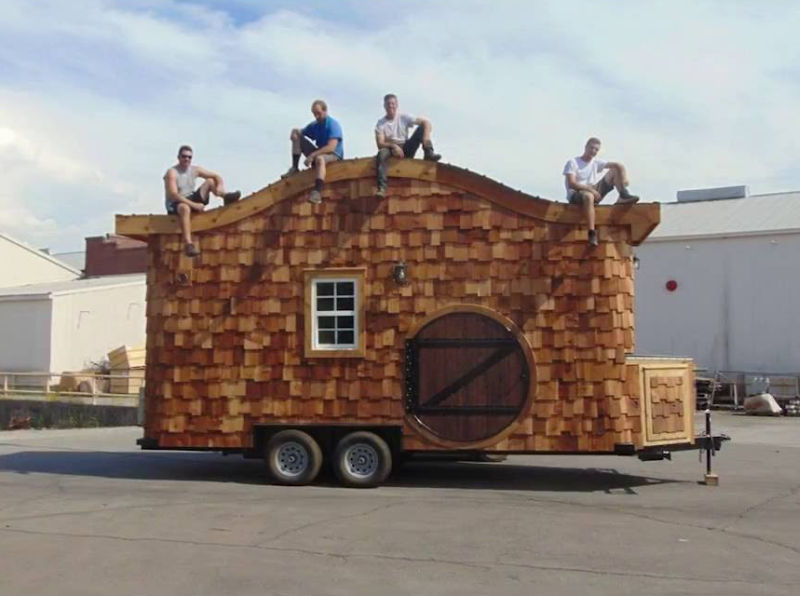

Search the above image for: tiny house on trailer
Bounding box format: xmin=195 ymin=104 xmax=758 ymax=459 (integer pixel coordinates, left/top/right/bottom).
xmin=116 ymin=158 xmax=699 ymax=487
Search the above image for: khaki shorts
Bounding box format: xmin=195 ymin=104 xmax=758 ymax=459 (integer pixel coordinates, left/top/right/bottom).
xmin=568 ymin=175 xmax=614 ymax=204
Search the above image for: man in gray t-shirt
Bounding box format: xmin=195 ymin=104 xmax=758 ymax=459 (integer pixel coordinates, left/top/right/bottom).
xmin=374 ymin=94 xmax=441 ymax=197
xmin=163 ymin=145 xmax=241 ymax=257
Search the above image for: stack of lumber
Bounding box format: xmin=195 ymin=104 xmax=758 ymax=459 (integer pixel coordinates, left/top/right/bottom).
xmin=117 ymin=159 xmax=665 ymax=451
xmin=108 ymin=345 xmax=146 ymax=394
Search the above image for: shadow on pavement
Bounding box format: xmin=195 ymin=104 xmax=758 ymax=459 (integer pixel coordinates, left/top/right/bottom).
xmin=389 ymin=460 xmax=678 ymax=493
xmin=0 ymin=450 xmax=682 ymax=493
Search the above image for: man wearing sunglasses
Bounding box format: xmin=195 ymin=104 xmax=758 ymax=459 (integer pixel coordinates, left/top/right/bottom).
xmin=282 ymin=99 xmax=343 ymax=204
xmin=164 ymin=145 xmax=241 ymax=257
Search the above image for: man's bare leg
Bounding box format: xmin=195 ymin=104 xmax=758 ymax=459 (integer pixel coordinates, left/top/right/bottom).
xmin=607 ymin=166 xmax=639 ymax=203
xmin=200 ymin=177 xmax=240 ymax=205
xmin=175 ymin=202 xmax=199 ymax=256
xmin=420 ymin=120 xmax=440 ymax=161
xmin=309 ymin=155 xmax=327 ymax=204
xmin=283 ymin=129 xmax=303 ymax=177
xmin=578 ymin=190 xmax=599 ymax=247
xmin=176 ymin=203 xmax=192 ymax=244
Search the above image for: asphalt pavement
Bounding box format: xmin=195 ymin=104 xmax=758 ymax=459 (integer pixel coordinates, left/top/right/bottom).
xmin=0 ymin=412 xmax=798 ymax=596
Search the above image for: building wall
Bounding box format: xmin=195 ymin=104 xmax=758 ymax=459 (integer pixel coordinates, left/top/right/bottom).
xmin=0 ymin=298 xmax=52 ymax=371
xmin=0 ymin=235 xmax=79 ymax=288
xmin=85 ymin=235 xmax=147 ymax=276
xmin=49 ymin=283 xmax=146 ymax=372
xmin=635 ymin=233 xmax=800 ymax=372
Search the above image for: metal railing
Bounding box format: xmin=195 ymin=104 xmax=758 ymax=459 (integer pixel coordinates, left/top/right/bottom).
xmin=0 ymin=370 xmax=143 ymax=399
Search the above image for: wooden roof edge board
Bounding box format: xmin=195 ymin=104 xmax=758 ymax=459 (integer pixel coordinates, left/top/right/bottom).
xmin=114 ymin=158 xmax=661 ymax=244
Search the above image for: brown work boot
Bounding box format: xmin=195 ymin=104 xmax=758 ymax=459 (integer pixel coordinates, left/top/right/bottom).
xmin=423 ymin=146 xmax=441 ymax=162
xmin=184 ymin=242 xmax=201 ymax=257
xmin=617 ymin=189 xmax=640 ymax=204
xmin=223 ymin=191 xmax=241 ymax=205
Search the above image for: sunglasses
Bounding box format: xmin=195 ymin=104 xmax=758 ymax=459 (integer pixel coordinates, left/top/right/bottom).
xmin=179 ymin=154 xmax=193 ymax=159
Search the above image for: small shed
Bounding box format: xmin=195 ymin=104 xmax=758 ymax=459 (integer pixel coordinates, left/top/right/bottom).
xmin=116 ymin=159 xmax=694 ymax=484
xmin=116 ymin=158 xmax=689 ymax=468
xmin=0 ymin=274 xmax=146 ymax=373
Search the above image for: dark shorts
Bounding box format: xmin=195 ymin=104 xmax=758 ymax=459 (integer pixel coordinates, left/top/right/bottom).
xmin=568 ymin=175 xmax=615 ymax=205
xmin=166 ymin=190 xmax=204 ymax=215
xmin=300 ymin=137 xmax=342 ymax=163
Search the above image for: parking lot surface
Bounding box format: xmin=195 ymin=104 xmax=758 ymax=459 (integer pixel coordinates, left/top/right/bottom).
xmin=0 ymin=412 xmax=798 ymax=596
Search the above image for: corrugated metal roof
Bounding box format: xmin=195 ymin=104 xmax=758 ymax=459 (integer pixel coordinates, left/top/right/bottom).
xmin=0 ymin=274 xmax=145 ymax=301
xmin=649 ymin=191 xmax=800 ymax=240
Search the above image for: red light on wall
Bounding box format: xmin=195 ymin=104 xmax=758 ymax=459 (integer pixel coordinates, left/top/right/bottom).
xmin=665 ymin=280 xmax=678 ymax=292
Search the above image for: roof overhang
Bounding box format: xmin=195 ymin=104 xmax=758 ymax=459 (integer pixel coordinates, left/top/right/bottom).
xmin=116 ymin=158 xmax=660 ymax=246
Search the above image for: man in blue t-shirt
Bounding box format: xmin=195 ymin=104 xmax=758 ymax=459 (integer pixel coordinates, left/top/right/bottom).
xmin=283 ymin=99 xmax=344 ymax=204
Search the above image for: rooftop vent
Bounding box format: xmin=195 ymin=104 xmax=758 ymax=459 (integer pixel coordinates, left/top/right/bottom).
xmin=676 ymin=185 xmax=749 ymax=202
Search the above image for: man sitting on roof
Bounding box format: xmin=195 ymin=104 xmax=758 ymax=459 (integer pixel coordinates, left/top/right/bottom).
xmin=374 ymin=93 xmax=441 ymax=198
xmin=564 ymin=137 xmax=639 ymax=247
xmin=282 ymin=99 xmax=344 ymax=205
xmin=163 ymin=145 xmax=241 ymax=257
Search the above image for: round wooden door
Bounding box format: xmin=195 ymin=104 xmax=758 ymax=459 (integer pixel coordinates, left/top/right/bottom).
xmin=405 ymin=310 xmax=530 ymax=444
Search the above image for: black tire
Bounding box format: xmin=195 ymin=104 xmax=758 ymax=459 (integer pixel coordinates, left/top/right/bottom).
xmin=333 ymin=431 xmax=392 ymax=488
xmin=265 ymin=430 xmax=323 ymax=486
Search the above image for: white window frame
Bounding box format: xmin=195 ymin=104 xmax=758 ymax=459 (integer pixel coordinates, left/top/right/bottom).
xmin=311 ymin=277 xmax=358 ymax=350
xmin=304 ymin=268 xmax=366 ymax=358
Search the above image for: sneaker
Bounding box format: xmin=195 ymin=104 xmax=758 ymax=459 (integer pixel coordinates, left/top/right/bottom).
xmin=588 ymin=230 xmax=599 ymax=247
xmin=223 ymin=190 xmax=241 ymax=205
xmin=184 ymin=243 xmax=201 ymax=257
xmin=309 ymin=189 xmax=322 ymax=204
xmin=617 ymin=190 xmax=640 ymax=204
xmin=423 ymin=148 xmax=441 ymax=162
xmin=376 ymin=186 xmax=387 ymax=198
xmin=281 ymin=166 xmax=299 ymax=179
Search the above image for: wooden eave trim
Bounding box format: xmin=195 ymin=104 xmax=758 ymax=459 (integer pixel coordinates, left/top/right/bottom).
xmin=115 ymin=158 xmax=660 ymax=245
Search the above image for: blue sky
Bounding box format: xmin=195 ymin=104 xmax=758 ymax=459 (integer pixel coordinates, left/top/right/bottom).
xmin=1 ymin=0 xmax=799 ymax=251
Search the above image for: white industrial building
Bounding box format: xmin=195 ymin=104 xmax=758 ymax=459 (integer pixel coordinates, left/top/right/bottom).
xmin=0 ymin=231 xmax=146 ymax=376
xmin=0 ymin=274 xmax=146 ymax=373
xmin=635 ymin=186 xmax=800 ymax=374
xmin=0 ymin=232 xmax=81 ymax=288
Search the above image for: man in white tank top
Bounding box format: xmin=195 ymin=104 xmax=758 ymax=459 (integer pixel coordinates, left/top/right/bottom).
xmin=163 ymin=145 xmax=241 ymax=257
xmin=374 ymin=94 xmax=441 ymax=197
xmin=563 ymin=137 xmax=639 ymax=247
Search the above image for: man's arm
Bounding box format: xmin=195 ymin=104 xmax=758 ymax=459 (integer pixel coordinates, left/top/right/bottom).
xmin=308 ymin=138 xmax=339 ymax=160
xmin=565 ymin=173 xmax=601 ymax=198
xmin=164 ymin=170 xmax=204 ymax=211
xmin=194 ymin=165 xmax=223 ymax=186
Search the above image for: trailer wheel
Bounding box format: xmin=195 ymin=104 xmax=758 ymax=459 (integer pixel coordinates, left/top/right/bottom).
xmin=333 ymin=431 xmax=392 ymax=488
xmin=265 ymin=430 xmax=322 ymax=486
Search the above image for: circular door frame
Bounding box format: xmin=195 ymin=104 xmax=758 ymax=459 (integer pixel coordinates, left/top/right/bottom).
xmin=404 ymin=304 xmax=537 ymax=450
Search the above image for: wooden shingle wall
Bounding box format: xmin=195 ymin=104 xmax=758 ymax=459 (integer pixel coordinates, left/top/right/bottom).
xmin=143 ymin=176 xmax=644 ymax=452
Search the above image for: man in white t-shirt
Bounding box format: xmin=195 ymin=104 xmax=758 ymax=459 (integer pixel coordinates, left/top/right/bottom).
xmin=563 ymin=137 xmax=639 ymax=247
xmin=374 ymin=93 xmax=441 ymax=197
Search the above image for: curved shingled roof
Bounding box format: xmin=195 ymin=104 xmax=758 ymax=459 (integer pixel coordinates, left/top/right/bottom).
xmin=116 ymin=158 xmax=659 ymax=245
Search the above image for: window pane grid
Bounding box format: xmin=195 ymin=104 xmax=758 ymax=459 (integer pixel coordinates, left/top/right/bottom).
xmin=313 ymin=278 xmax=357 ymax=349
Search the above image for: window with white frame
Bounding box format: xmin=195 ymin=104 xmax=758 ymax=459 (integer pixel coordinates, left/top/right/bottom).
xmin=312 ymin=278 xmax=357 ymax=349
xmin=304 ymin=269 xmax=365 ymax=357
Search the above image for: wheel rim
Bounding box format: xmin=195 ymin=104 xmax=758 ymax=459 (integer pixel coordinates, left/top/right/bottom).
xmin=274 ymin=441 xmax=310 ymax=477
xmin=343 ymin=443 xmax=379 ymax=478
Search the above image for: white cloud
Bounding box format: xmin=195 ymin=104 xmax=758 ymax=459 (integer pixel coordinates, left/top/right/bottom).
xmin=0 ymin=0 xmax=798 ymax=251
